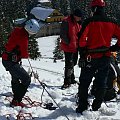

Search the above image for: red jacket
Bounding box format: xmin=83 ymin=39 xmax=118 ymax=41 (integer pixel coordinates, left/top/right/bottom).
xmin=60 ymin=16 xmax=82 ymax=53
xmin=79 ymin=15 xmax=120 ymax=58
xmin=2 ymin=27 xmax=29 ymax=61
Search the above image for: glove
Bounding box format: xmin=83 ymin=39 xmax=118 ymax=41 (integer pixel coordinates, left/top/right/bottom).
xmin=110 ymin=44 xmax=120 ymax=52
xmin=78 ymin=47 xmax=87 ymax=58
xmin=78 ymin=58 xmax=86 ymax=68
xmin=78 ymin=47 xmax=87 ymax=68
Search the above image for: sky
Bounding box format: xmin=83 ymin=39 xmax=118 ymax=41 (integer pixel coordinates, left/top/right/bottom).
xmin=0 ymin=35 xmax=120 ymax=120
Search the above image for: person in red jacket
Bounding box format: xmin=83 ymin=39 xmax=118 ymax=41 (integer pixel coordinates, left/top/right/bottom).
xmin=76 ymin=0 xmax=120 ymax=114
xmin=2 ymin=19 xmax=40 ymax=107
xmin=60 ymin=9 xmax=83 ymax=89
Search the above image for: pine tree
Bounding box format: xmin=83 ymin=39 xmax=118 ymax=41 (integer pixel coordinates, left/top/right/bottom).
xmin=28 ymin=37 xmax=41 ymax=60
xmin=51 ymin=0 xmax=120 ymax=22
xmin=53 ymin=37 xmax=64 ymax=61
xmin=51 ymin=0 xmax=60 ymax=9
xmin=105 ymin=0 xmax=120 ymax=23
xmin=59 ymin=0 xmax=69 ymax=15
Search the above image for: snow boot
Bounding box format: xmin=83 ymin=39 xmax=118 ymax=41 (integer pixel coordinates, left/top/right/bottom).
xmin=71 ymin=80 xmax=77 ymax=84
xmin=76 ymin=102 xmax=88 ymax=114
xmin=104 ymin=88 xmax=116 ymax=101
xmin=92 ymin=99 xmax=102 ymax=111
xmin=76 ymin=85 xmax=89 ymax=114
xmin=92 ymin=88 xmax=106 ymax=111
xmin=61 ymin=75 xmax=71 ymax=89
xmin=10 ymin=100 xmax=26 ymax=108
xmin=61 ymin=83 xmax=70 ymax=89
xmin=11 ymin=81 xmax=28 ymax=102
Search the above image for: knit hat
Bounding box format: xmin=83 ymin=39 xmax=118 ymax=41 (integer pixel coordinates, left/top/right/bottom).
xmin=91 ymin=0 xmax=105 ymax=7
xmin=73 ymin=9 xmax=82 ymax=17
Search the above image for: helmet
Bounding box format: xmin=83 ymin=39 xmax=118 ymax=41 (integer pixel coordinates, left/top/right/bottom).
xmin=91 ymin=0 xmax=105 ymax=7
xmin=24 ymin=19 xmax=40 ymax=35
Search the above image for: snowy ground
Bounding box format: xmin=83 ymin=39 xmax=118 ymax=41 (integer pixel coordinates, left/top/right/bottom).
xmin=0 ymin=35 xmax=120 ymax=120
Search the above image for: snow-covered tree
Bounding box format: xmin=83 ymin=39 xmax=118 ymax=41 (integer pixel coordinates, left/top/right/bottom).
xmin=51 ymin=0 xmax=120 ymax=22
xmin=53 ymin=37 xmax=64 ymax=61
xmin=105 ymin=0 xmax=120 ymax=23
xmin=28 ymin=37 xmax=41 ymax=60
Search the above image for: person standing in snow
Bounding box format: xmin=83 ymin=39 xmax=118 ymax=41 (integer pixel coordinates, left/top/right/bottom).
xmin=90 ymin=51 xmax=120 ymax=101
xmin=2 ymin=19 xmax=40 ymax=107
xmin=76 ymin=0 xmax=120 ymax=114
xmin=60 ymin=9 xmax=83 ymax=89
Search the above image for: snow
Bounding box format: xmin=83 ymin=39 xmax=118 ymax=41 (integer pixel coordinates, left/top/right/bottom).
xmin=0 ymin=35 xmax=120 ymax=120
xmin=38 ymin=0 xmax=50 ymax=3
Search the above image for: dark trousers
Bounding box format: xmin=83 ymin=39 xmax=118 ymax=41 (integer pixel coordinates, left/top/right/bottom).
xmin=2 ymin=59 xmax=31 ymax=102
xmin=93 ymin=63 xmax=116 ymax=90
xmin=64 ymin=51 xmax=78 ymax=84
xmin=78 ymin=56 xmax=110 ymax=109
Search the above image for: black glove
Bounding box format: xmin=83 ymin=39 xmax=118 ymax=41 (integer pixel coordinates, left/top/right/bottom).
xmin=78 ymin=58 xmax=86 ymax=68
xmin=78 ymin=47 xmax=87 ymax=58
xmin=110 ymin=44 xmax=120 ymax=52
xmin=78 ymin=47 xmax=87 ymax=68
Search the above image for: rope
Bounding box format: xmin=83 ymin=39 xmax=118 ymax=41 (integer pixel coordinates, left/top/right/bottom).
xmin=23 ymin=96 xmax=42 ymax=107
xmin=17 ymin=110 xmax=33 ymax=120
xmin=27 ymin=59 xmax=70 ymax=120
xmin=4 ymin=95 xmax=35 ymax=119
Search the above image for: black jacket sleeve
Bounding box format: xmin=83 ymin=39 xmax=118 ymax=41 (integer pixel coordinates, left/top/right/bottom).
xmin=60 ymin=21 xmax=70 ymax=45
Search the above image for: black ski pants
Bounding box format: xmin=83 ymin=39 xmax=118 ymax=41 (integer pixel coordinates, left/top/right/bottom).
xmin=78 ymin=56 xmax=110 ymax=110
xmin=2 ymin=59 xmax=31 ymax=102
xmin=64 ymin=51 xmax=78 ymax=84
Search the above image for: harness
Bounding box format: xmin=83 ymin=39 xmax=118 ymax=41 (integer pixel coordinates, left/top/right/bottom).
xmin=4 ymin=45 xmax=21 ymax=62
xmin=86 ymin=46 xmax=110 ymax=62
xmin=87 ymin=46 xmax=109 ymax=53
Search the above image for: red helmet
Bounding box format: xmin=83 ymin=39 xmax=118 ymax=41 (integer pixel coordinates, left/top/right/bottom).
xmin=91 ymin=0 xmax=105 ymax=7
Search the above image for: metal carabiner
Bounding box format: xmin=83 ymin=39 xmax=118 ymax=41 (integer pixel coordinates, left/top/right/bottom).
xmin=87 ymin=54 xmax=91 ymax=62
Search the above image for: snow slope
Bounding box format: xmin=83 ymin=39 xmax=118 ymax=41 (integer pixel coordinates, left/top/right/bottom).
xmin=0 ymin=35 xmax=120 ymax=120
